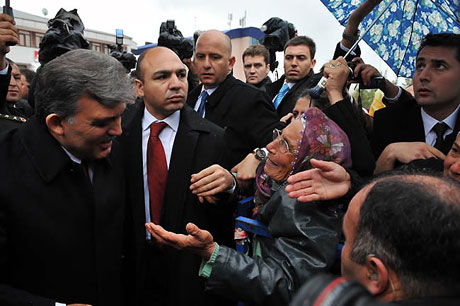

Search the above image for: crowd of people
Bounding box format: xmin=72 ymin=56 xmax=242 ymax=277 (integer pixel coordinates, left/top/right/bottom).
xmin=0 ymin=0 xmax=459 ymax=305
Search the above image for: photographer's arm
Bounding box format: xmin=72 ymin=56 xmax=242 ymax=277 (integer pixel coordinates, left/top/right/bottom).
xmin=351 ymin=58 xmax=399 ymax=98
xmin=342 ymin=0 xmax=383 ymax=48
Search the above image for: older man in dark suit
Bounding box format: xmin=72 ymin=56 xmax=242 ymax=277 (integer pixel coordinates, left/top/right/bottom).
xmin=121 ymin=46 xmax=235 ymax=306
xmin=187 ymin=30 xmax=280 ymax=167
xmin=0 ymin=49 xmax=133 ymax=306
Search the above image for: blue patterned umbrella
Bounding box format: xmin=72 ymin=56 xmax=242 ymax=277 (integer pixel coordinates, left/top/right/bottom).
xmin=320 ymin=0 xmax=460 ymax=77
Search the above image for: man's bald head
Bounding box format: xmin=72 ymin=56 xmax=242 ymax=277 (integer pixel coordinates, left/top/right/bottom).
xmin=135 ymin=46 xmax=188 ymax=119
xmin=193 ymin=30 xmax=236 ymax=89
xmin=196 ymin=30 xmax=232 ymax=56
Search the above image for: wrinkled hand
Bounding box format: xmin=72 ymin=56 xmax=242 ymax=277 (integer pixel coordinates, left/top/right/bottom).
xmin=145 ymin=222 xmax=215 ymax=260
xmin=190 ymin=164 xmax=234 ymax=204
xmin=374 ymin=142 xmax=446 ymax=174
xmin=280 ymin=112 xmax=294 ymax=123
xmin=324 ymin=56 xmax=349 ymax=104
xmin=286 ymin=159 xmax=351 ymax=202
xmin=231 ymin=153 xmax=260 ymax=183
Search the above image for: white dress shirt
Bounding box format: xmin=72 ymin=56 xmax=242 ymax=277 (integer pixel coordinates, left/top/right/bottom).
xmin=193 ymin=86 xmax=217 ymax=117
xmin=142 ymin=108 xmax=180 ymax=235
xmin=421 ymin=104 xmax=459 ymax=146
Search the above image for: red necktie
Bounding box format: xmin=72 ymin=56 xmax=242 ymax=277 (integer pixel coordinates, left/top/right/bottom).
xmin=147 ymin=122 xmax=168 ymax=225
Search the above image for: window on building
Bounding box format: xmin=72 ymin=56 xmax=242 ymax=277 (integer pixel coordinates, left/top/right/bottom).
xmin=19 ymin=30 xmax=32 ymax=47
xmin=35 ymin=33 xmax=44 ymax=48
xmin=91 ymin=42 xmax=101 ymax=52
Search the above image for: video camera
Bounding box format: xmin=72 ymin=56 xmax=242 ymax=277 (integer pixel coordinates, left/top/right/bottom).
xmin=259 ymin=17 xmax=296 ymax=72
xmin=108 ymin=44 xmax=137 ymax=73
xmin=290 ymin=273 xmax=395 ymax=306
xmin=347 ymin=61 xmax=385 ymax=90
xmin=157 ymin=20 xmax=193 ymax=60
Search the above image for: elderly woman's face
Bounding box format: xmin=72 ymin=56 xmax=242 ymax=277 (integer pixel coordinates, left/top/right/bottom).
xmin=264 ymin=119 xmax=303 ymax=182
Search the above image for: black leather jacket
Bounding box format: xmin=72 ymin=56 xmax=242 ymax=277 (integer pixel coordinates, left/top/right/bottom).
xmin=204 ymin=186 xmax=345 ymax=306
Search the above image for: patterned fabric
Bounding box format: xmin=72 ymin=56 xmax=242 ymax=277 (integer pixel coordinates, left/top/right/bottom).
xmin=320 ymin=0 xmax=460 ymax=77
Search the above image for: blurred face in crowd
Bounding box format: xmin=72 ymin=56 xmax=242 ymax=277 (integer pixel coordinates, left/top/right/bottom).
xmin=413 ymin=46 xmax=460 ymax=120
xmin=20 ymin=74 xmax=30 ymax=99
xmin=292 ymin=96 xmax=311 ymax=119
xmin=7 ymin=63 xmax=22 ymax=103
xmin=51 ymin=96 xmax=125 ymax=161
xmin=243 ymin=55 xmax=270 ymax=85
xmin=136 ymin=47 xmax=188 ymax=119
xmin=264 ymin=119 xmax=303 ymax=182
xmin=284 ymin=44 xmax=316 ymax=83
xmin=194 ymin=30 xmax=235 ymax=89
xmin=444 ymin=133 xmax=460 ymax=182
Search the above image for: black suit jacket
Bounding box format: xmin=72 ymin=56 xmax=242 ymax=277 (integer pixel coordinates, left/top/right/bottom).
xmin=372 ymin=90 xmax=460 ymax=158
xmin=187 ymin=74 xmax=280 ymax=167
xmin=0 ymin=118 xmax=126 ymax=306
xmin=121 ymin=103 xmax=235 ymax=306
xmin=265 ymin=70 xmax=321 ymax=119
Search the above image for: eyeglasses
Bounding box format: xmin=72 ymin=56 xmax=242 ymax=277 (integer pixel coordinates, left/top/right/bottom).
xmin=272 ymin=129 xmax=291 ymax=153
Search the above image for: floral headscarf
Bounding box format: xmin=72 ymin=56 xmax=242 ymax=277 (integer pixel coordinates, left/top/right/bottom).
xmin=254 ymin=107 xmax=352 ymax=210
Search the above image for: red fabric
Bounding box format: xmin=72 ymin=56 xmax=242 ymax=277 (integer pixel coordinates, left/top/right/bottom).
xmin=147 ymin=122 xmax=168 ymax=224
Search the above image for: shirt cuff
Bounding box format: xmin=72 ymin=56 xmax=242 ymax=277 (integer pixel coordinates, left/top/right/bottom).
xmin=198 ymin=242 xmax=219 ymax=278
xmin=339 ymin=42 xmax=357 ymax=56
xmin=224 ymin=176 xmax=237 ymax=194
xmin=0 ymin=63 xmax=8 ymax=75
xmin=56 ymin=303 xmax=66 ymax=306
xmin=384 ymin=86 xmax=402 ymax=102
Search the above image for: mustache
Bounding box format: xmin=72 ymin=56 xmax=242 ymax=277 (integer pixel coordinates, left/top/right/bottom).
xmin=166 ymin=90 xmax=186 ymax=99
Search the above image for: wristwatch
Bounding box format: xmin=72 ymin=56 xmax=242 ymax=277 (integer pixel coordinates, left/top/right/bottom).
xmin=253 ymin=148 xmax=268 ymax=161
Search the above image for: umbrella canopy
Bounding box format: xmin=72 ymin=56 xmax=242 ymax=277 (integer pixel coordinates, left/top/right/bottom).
xmin=320 ymin=0 xmax=460 ymax=78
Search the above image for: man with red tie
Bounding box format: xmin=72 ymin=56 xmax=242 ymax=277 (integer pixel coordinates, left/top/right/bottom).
xmin=121 ymin=46 xmax=235 ymax=306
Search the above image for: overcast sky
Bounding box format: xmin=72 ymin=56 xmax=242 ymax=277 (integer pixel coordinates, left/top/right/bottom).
xmin=13 ymin=0 xmax=398 ymax=81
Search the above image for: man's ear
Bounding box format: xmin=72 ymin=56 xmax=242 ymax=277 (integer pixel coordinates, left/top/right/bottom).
xmin=135 ymin=79 xmax=144 ymax=98
xmin=228 ymin=56 xmax=236 ymax=71
xmin=364 ymin=256 xmax=390 ymax=296
xmin=311 ymin=58 xmax=317 ymax=69
xmin=45 ymin=114 xmax=65 ymax=136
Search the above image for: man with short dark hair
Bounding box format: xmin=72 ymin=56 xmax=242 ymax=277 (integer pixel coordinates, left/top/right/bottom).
xmin=265 ymin=35 xmax=321 ymax=118
xmin=341 ymin=173 xmax=460 ymax=304
xmin=372 ymin=33 xmax=460 ymax=171
xmin=5 ymin=58 xmax=33 ymax=118
xmin=187 ymin=29 xmax=279 ymax=167
xmin=20 ymin=68 xmax=35 ymax=100
xmin=242 ymin=44 xmax=271 ymax=90
xmin=0 ymin=49 xmax=134 ymax=306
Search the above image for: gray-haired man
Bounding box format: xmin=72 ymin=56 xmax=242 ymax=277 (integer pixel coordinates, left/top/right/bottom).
xmin=0 ymin=49 xmax=134 ymax=306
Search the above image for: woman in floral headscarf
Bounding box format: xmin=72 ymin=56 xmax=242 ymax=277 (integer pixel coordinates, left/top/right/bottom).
xmin=146 ymin=107 xmax=352 ymax=306
xmin=253 ymin=106 xmax=351 ymax=214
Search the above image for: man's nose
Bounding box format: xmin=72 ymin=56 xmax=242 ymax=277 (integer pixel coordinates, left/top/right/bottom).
xmin=169 ymin=74 xmax=183 ymax=89
xmin=108 ymin=117 xmax=123 ymax=136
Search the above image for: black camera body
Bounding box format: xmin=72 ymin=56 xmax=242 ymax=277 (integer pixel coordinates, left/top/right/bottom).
xmin=347 ymin=61 xmax=385 ymax=90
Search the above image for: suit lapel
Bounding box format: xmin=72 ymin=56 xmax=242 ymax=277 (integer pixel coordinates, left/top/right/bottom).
xmin=161 ymin=107 xmax=200 ymax=233
xmin=121 ymin=102 xmax=147 ymax=241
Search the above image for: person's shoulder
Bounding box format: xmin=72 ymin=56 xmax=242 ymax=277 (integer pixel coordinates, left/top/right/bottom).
xmin=181 ymin=104 xmax=225 ymax=135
